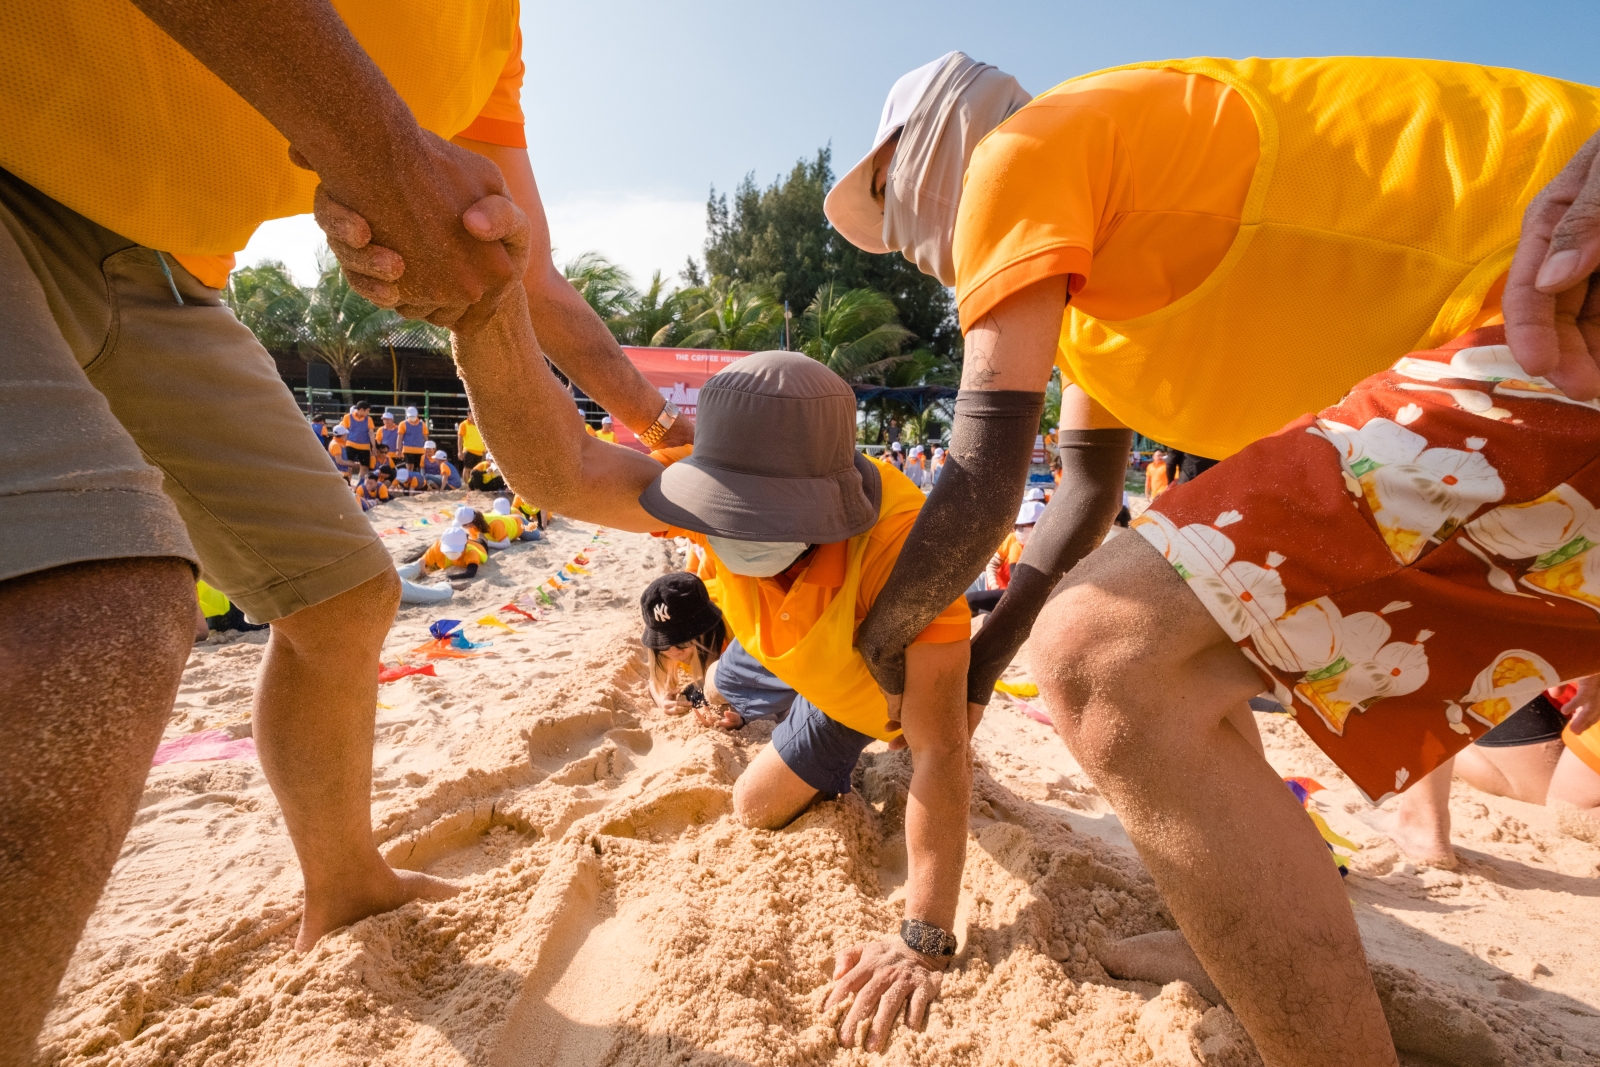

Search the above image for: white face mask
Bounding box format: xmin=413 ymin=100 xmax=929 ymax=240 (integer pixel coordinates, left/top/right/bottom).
xmin=1014 ymin=525 xmax=1034 ymax=546
xmin=707 ymin=536 xmax=810 ymax=578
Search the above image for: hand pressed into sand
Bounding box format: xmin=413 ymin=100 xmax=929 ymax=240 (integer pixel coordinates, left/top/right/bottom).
xmin=825 ymin=937 xmax=947 ymax=1052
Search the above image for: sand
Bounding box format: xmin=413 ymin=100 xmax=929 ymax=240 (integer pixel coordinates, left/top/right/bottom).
xmin=35 ymin=493 xmax=1600 ymax=1066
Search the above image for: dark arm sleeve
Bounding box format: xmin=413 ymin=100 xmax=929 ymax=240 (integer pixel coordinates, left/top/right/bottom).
xmin=854 ymin=389 xmax=1045 ymax=695
xmin=966 ymin=428 xmax=1133 ymax=705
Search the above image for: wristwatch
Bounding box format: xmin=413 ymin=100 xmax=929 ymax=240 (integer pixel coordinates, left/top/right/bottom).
xmin=899 ymin=918 xmax=957 ymax=958
xmin=637 ymin=399 xmax=681 ymax=449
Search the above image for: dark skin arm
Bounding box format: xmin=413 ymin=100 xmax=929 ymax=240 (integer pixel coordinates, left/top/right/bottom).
xmin=128 ymin=0 xmax=516 ymax=331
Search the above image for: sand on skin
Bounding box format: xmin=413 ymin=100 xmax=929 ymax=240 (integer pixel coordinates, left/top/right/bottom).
xmin=35 ymin=492 xmax=1600 ymax=1067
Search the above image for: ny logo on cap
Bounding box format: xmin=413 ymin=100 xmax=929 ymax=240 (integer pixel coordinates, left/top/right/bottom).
xmin=653 ymin=603 xmax=671 ymax=623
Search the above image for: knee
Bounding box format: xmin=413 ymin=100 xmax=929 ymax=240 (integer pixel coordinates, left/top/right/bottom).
xmin=1030 ymin=584 xmax=1143 ymax=751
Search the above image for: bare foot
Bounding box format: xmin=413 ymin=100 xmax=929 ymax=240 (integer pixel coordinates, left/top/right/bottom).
xmin=1099 ymin=929 xmax=1226 ymax=1005
xmin=1368 ymin=805 xmax=1458 ymax=869
xmin=296 ymin=867 xmax=460 ymax=950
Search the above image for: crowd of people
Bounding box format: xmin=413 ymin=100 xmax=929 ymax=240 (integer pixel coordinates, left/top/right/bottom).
xmin=11 ymin=9 xmax=1600 ymax=1066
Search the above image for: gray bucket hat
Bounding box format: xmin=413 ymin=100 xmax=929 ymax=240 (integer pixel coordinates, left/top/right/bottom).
xmin=639 ymin=351 xmax=882 ymax=543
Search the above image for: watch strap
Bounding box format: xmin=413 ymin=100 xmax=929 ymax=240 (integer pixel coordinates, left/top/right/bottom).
xmin=638 ymin=399 xmax=680 ymax=449
xmin=899 ymin=918 xmax=957 ymax=958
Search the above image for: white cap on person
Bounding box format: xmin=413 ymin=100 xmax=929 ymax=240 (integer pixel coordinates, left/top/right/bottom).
xmin=441 ymin=526 xmax=468 ymax=555
xmin=406 ymin=406 xmax=419 ymax=417
xmin=455 ymin=504 xmax=477 ymax=526
xmin=424 ymin=439 xmax=436 ymax=450
xmin=435 ymin=450 xmax=449 ymax=461
xmin=824 ymin=53 xmax=953 ymax=253
xmin=891 ymin=442 xmax=903 ymax=452
xmin=601 ymin=415 xmax=612 ymax=425
xmin=491 ymin=497 xmax=512 ymax=516
xmin=333 ymin=425 xmax=348 ymax=436
xmin=1024 ymin=487 xmax=1045 ymax=502
xmin=1016 ymin=500 xmax=1047 ymax=525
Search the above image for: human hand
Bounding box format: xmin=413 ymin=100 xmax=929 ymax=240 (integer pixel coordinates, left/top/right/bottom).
xmin=1505 ymin=130 xmax=1600 ymax=399
xmin=692 ymin=703 xmax=743 ymax=730
xmin=297 ymin=131 xmax=521 ymax=331
xmin=1566 ymin=674 xmax=1600 ymax=735
xmin=824 ymin=937 xmax=946 ymax=1051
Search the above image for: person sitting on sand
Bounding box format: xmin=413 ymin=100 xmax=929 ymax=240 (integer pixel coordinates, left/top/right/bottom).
xmin=468 ymin=455 xmax=508 ymax=492
xmin=354 ymin=472 xmax=391 ymax=511
xmin=421 ymin=449 xmax=461 ymax=490
xmin=486 ymin=497 xmax=542 ymax=544
xmin=448 ymin=292 xmax=974 ymax=1050
xmin=369 ymin=443 xmax=396 ymax=480
xmin=390 ymin=464 xmax=423 ymax=494
xmin=1388 ymin=681 xmax=1600 ymax=865
xmin=640 ymin=572 xmax=741 ymax=725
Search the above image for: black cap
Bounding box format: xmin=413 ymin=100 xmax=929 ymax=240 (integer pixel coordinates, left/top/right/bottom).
xmin=354 ymin=399 xmax=371 ymax=409
xmin=640 ymin=572 xmax=723 ymax=650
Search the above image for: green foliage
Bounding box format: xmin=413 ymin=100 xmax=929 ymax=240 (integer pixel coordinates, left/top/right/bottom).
xmin=1042 ymin=367 xmax=1062 ymax=433
xmin=677 ymin=278 xmax=781 ymax=351
xmin=796 ymin=283 xmax=914 ymax=383
xmin=224 ymin=261 xmax=307 ymax=352
xmin=300 ymin=252 xmax=401 ymax=398
xmin=563 ymin=251 xmax=639 ymax=323
xmin=611 ymin=271 xmax=684 ymax=347
xmin=703 ymin=147 xmax=958 ymax=359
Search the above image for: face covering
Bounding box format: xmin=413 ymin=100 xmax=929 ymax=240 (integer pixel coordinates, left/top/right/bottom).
xmin=1014 ymin=525 xmax=1034 ymax=546
xmin=706 ymin=536 xmax=810 ymax=578
xmin=881 ymin=52 xmax=1032 ymax=286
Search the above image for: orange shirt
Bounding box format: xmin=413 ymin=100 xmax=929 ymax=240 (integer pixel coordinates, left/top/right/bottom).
xmin=955 ymin=68 xmax=1259 ymax=331
xmin=954 ymin=65 xmax=1509 ymax=361
xmin=649 ymin=449 xmax=969 ymax=647
xmin=422 ymin=541 xmax=487 ymax=571
xmin=175 ymin=27 xmax=528 ymax=289
xmin=1145 ymin=460 xmax=1171 ymax=498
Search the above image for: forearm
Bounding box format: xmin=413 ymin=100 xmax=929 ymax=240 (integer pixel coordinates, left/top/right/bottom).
xmin=968 ymin=428 xmax=1133 ymax=704
xmin=855 ymin=391 xmax=1043 ymax=692
xmin=904 ymin=744 xmax=971 ymax=932
xmin=129 ymin=0 xmax=417 ymax=183
xmin=450 ymin=300 xmax=661 ymax=530
xmin=526 ymin=273 xmax=685 ymax=440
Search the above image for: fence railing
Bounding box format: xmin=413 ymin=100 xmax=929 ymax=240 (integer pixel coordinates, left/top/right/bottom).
xmin=298 ymin=385 xmax=611 ymax=455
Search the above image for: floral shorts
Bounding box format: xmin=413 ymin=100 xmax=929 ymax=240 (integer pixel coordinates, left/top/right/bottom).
xmin=1137 ymin=326 xmax=1600 ymax=802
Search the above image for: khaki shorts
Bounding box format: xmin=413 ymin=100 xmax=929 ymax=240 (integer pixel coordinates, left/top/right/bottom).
xmin=0 ymin=167 xmax=391 ymax=622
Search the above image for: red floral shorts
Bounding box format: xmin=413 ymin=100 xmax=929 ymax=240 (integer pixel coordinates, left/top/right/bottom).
xmin=1139 ymin=326 xmax=1600 ymax=801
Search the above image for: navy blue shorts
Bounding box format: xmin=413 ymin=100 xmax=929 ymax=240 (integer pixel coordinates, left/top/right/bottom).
xmin=712 ymin=639 xmax=874 ymax=796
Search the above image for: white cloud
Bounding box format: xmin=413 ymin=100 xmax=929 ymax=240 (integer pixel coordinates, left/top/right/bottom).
xmin=235 ymin=214 xmax=327 ymax=285
xmin=544 ymin=194 xmax=705 ymax=288
xmin=232 ymin=194 xmax=705 ymax=293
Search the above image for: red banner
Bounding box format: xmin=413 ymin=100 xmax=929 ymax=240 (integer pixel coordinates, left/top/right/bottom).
xmin=610 ymin=347 xmax=754 ymax=450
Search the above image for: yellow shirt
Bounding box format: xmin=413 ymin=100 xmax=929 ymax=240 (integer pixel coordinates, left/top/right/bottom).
xmin=458 ymin=418 xmax=487 ymax=455
xmin=422 ymin=541 xmax=487 ymax=571
xmin=0 ymin=1 xmax=525 ymax=287
xmin=956 ymin=57 xmax=1600 ymax=458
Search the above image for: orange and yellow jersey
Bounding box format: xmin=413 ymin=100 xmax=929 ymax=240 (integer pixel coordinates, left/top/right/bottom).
xmin=422 ymin=540 xmax=487 ymax=572
xmin=0 ymin=1 xmax=528 ymax=288
xmin=486 ymin=514 xmax=523 ymax=542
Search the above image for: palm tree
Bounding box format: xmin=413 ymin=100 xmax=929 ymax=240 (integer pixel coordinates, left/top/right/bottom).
xmin=301 ymin=255 xmax=401 ymax=403
xmin=678 ymin=278 xmax=780 ymax=350
xmin=224 ymin=261 xmax=307 ymax=352
xmin=563 ymin=252 xmax=638 ymax=324
xmin=611 ymin=270 xmax=683 ymax=346
xmin=796 ymin=283 xmax=915 ymax=383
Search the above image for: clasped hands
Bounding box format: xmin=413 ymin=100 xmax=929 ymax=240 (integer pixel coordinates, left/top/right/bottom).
xmin=290 ymin=132 xmax=528 ymax=334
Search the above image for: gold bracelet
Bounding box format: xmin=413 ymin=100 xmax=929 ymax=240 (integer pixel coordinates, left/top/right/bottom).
xmin=638 ymin=399 xmax=680 ymax=449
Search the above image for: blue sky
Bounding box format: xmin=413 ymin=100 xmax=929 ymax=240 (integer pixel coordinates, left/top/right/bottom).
xmin=241 ymin=0 xmax=1600 ymax=285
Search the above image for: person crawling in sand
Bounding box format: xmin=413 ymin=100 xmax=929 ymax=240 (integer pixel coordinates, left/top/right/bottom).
xmin=639 ymin=571 xmax=744 ymax=730
xmin=486 ymin=496 xmax=543 ymax=545
xmin=433 ymin=236 xmax=974 ymax=1049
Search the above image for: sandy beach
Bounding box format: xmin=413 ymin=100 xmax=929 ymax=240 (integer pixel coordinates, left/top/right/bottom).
xmin=36 ymin=493 xmax=1600 ymax=1067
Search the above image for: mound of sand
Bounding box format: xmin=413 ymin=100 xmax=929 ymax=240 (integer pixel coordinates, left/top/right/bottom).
xmin=36 ymin=494 xmax=1600 ymax=1066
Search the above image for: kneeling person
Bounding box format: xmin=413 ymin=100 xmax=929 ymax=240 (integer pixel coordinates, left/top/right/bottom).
xmin=453 ymin=297 xmax=971 ymax=1050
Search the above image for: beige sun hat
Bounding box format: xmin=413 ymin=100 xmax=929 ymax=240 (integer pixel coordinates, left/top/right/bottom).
xmin=824 ymin=53 xmax=953 ymax=255
xmin=638 ymin=352 xmax=882 ymax=543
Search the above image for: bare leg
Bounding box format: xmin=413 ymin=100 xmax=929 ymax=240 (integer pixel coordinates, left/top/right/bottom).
xmin=1033 ymin=533 xmax=1397 ymax=1067
xmin=1389 ymin=758 xmax=1458 ymax=868
xmin=1454 ymin=740 xmax=1562 ymax=804
xmin=733 ymin=744 xmax=820 ymax=829
xmin=253 ymin=568 xmax=455 ymax=950
xmin=0 ymin=559 xmax=195 ymax=1067
xmin=1547 ymin=748 xmax=1600 ymax=838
